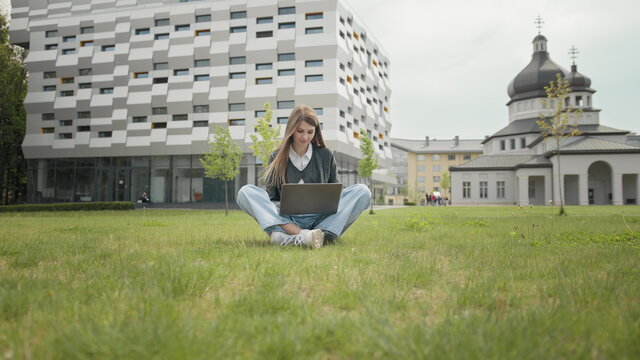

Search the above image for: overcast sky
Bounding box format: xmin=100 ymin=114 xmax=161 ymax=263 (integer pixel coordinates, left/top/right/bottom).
xmin=346 ymin=0 xmax=640 ymax=140
xmin=3 ymin=0 xmax=638 ymax=141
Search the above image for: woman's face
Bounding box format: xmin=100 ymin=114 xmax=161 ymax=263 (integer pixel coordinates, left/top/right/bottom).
xmin=292 ymin=120 xmax=316 ymax=150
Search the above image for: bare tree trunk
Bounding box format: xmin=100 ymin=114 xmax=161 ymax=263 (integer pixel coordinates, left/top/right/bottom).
xmin=224 ymin=181 xmax=229 ymax=215
xmin=556 ymin=137 xmax=566 ymax=215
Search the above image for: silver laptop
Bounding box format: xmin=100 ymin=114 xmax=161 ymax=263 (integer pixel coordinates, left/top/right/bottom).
xmin=279 ymin=183 xmax=343 ymax=215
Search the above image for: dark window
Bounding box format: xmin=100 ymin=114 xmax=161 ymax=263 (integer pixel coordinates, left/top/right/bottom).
xmin=62 ymin=48 xmax=76 ymax=55
xmin=153 ymin=77 xmax=168 ymax=84
xmin=101 ymin=45 xmax=115 ymax=51
xmin=80 ymin=26 xmax=94 ymax=34
xmin=43 ymin=85 xmax=56 ymax=92
xmin=79 ymin=68 xmax=92 ymax=76
xmin=305 ymin=27 xmax=323 ymax=34
xmin=194 ymin=59 xmax=210 ymax=67
xmin=155 ymin=18 xmax=170 ymax=26
xmin=230 ymin=11 xmax=247 ymax=19
xmin=230 ymin=26 xmax=247 ymax=33
xmin=45 ymin=44 xmax=58 ymax=50
xmin=172 ymin=114 xmax=188 ymax=121
xmin=60 ymin=90 xmax=74 ymax=97
xmin=255 ymin=77 xmax=273 ymax=85
xmin=278 ymin=22 xmax=295 ymax=29
xmin=305 ymin=60 xmax=323 ymax=67
xmin=278 ymin=69 xmax=295 ymax=76
xmin=99 ymin=88 xmax=113 ymax=94
xmin=77 ymin=126 xmax=91 ymax=132
xmin=45 ymin=30 xmax=57 ymax=38
xmin=174 ymin=69 xmax=189 ymax=76
xmin=98 ymin=131 xmax=112 ymax=138
xmin=305 ymin=75 xmax=323 ymax=82
xmin=256 ymin=31 xmax=273 ymax=38
xmin=132 ymin=116 xmax=147 ymax=123
xmin=43 ymin=71 xmax=57 ymax=79
xmin=277 ymin=101 xmax=294 ymax=109
xmin=193 ymin=121 xmax=208 ymax=127
xmin=59 ymin=119 xmax=72 ymax=126
xmin=228 ymin=119 xmax=245 ymax=126
xmin=152 ymin=122 xmax=167 ymax=129
xmin=193 ymin=105 xmax=209 ymax=113
xmin=256 ymin=63 xmax=273 ymax=70
xmin=175 ymin=24 xmax=190 ymax=31
xmin=152 ymin=107 xmax=167 ymax=115
xmin=135 ymin=28 xmax=150 ymax=35
xmin=277 ymin=117 xmax=288 ymax=124
xmin=42 ymin=113 xmax=55 ymax=120
xmin=229 ymin=103 xmax=245 ymax=111
xmin=278 ymin=53 xmax=295 ymax=61
xmin=58 ymin=133 xmax=72 ymax=139
xmin=77 ymin=111 xmax=91 ymax=118
xmin=196 ymin=15 xmax=211 ymax=23
xmin=229 ymin=56 xmax=246 ymax=64
xmin=229 ymin=72 xmax=246 ymax=79
xmin=154 ymin=33 xmax=169 ymax=40
xmin=278 ymin=7 xmax=295 ymax=15
xmin=305 ymin=12 xmax=323 ymax=20
xmin=153 ymin=62 xmax=168 ymax=70
xmin=257 ymin=17 xmax=273 ymax=24
xmin=62 ymin=36 xmax=76 ymax=42
xmin=194 ymin=74 xmax=209 ymax=81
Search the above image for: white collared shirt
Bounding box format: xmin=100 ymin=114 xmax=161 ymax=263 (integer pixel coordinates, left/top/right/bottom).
xmin=289 ymin=145 xmax=313 ymax=183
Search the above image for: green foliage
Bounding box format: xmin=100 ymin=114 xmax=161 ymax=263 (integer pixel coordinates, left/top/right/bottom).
xmin=440 ymin=171 xmax=450 ymax=198
xmin=200 ymin=126 xmax=243 ymax=214
xmin=0 ymin=12 xmax=28 ymax=204
xmin=358 ymin=129 xmax=378 ymax=214
xmin=249 ymin=102 xmax=281 ymax=168
xmin=537 ymin=73 xmax=583 ymax=215
xmin=0 ymin=202 xmax=134 ymax=212
xmin=0 ymin=206 xmax=639 ymax=358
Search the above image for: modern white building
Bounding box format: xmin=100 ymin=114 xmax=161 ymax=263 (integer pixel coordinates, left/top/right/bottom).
xmin=9 ymin=0 xmax=392 ymax=204
xmin=450 ymin=33 xmax=640 ymax=206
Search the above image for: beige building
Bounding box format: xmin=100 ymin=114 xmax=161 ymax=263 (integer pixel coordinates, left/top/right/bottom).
xmin=386 ymin=136 xmax=483 ymax=205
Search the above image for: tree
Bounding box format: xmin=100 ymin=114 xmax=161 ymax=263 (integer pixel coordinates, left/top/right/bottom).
xmin=0 ymin=11 xmax=28 ymax=205
xmin=537 ymin=73 xmax=582 ymax=216
xmin=357 ymin=129 xmax=378 ymax=214
xmin=200 ymin=126 xmax=243 ymax=215
xmin=441 ymin=171 xmax=450 ymax=202
xmin=249 ymin=102 xmax=281 ymax=169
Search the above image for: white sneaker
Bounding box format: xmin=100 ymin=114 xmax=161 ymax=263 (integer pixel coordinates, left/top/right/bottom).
xmin=270 ymin=229 xmax=324 ymax=249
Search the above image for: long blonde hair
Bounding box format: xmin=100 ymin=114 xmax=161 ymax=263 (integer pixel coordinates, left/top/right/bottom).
xmin=262 ymin=105 xmax=325 ymax=188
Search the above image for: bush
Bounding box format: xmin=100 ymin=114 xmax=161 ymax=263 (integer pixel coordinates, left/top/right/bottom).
xmin=403 ymin=201 xmax=416 ymax=206
xmin=0 ymin=202 xmax=135 ymax=213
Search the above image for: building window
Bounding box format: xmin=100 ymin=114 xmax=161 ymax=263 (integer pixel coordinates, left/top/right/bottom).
xmin=101 ymin=45 xmax=115 ymax=51
xmin=155 ymin=18 xmax=169 ymax=26
xmin=339 ymin=110 xmax=345 ymax=118
xmin=256 ymin=31 xmax=273 ymax=38
xmin=195 ymin=29 xmax=211 ymax=36
xmin=59 ymin=120 xmax=72 ymax=126
xmin=133 ymin=72 xmax=149 ymax=79
xmin=60 ymin=77 xmax=74 ymax=84
xmin=45 ymin=30 xmax=57 ymax=38
xmin=153 ymin=62 xmax=169 ymax=70
xmin=45 ymin=44 xmax=58 ymax=50
xmin=278 ymin=22 xmax=295 ymax=29
xmin=99 ymin=88 xmax=113 ymax=94
xmin=277 ymin=117 xmax=288 ymax=124
xmin=152 ymin=107 xmax=167 ymax=115
xmin=305 ymin=75 xmax=323 ymax=82
xmin=509 ymin=139 xmax=515 ymax=150
xmin=463 ymin=154 xmax=471 ymax=161
xmin=277 ymin=101 xmax=294 ymax=109
xmin=194 ymin=74 xmax=210 ymax=81
xmin=135 ymin=28 xmax=150 ymax=35
xmin=305 ymin=60 xmax=323 ymax=67
xmin=62 ymin=49 xmax=76 ymax=55
xmin=520 ymin=138 xmax=526 ymax=148
xmin=174 ymin=69 xmax=189 ymax=76
xmin=257 ymin=16 xmax=273 ymax=24
xmin=229 ymin=103 xmax=245 ymax=111
xmin=417 ymin=165 xmax=425 ymax=172
xmin=278 ymin=69 xmax=295 ymax=76
xmin=256 ymin=63 xmax=273 ymax=70
xmin=194 ymin=59 xmax=210 ymax=67
xmin=314 ymin=108 xmax=323 ymax=115
xmin=417 ymin=176 xmax=425 ymax=183
xmin=230 ymin=26 xmax=247 ymax=33
xmin=528 ymin=181 xmax=535 ymax=198
xmin=255 ymin=110 xmax=266 ymax=118
xmin=41 ymin=127 xmax=54 ymax=134
xmin=60 ymin=90 xmax=74 ymax=97
xmin=98 ymin=131 xmax=112 ymax=138
xmin=151 ymin=122 xmax=167 ymax=129
xmin=80 ymin=26 xmax=94 ymax=34
xmin=172 ymin=114 xmax=188 ymax=121
xmin=43 ymin=71 xmax=57 ymax=79
xmin=196 ymin=15 xmax=211 ymax=23
xmin=57 ymin=133 xmax=72 ymax=140
xmin=228 ymin=119 xmax=245 ymax=126
xmin=255 ymin=77 xmax=273 ymax=85
xmin=77 ymin=111 xmax=91 ymax=118
xmin=62 ymin=36 xmax=76 ymax=42
xmin=432 ymin=165 xmax=441 ymax=172
xmin=77 ymin=126 xmax=90 ymax=132
xmin=78 ymin=82 xmax=92 ymax=89
xmin=479 ymin=181 xmax=488 ymax=198
xmin=463 ymin=181 xmax=471 ymax=198
xmin=278 ymin=53 xmax=295 ymax=61
xmin=305 ymin=27 xmax=323 ymax=34
xmin=229 ymin=56 xmax=246 ymax=64
xmin=229 ymin=72 xmax=246 ymax=79
xmin=278 ymin=6 xmax=295 ymax=15
xmin=175 ymin=24 xmax=190 ymax=31
xmin=305 ymin=12 xmax=323 ymax=20
xmin=496 ymin=181 xmax=505 ymax=199
xmin=132 ymin=116 xmax=147 ymax=123
xmin=42 ymin=113 xmax=55 ymax=120
xmin=153 ymin=77 xmax=168 ymax=84
xmin=80 ymin=40 xmax=94 ymax=47
xmin=154 ymin=33 xmax=169 ymax=40
xmin=448 ymin=154 xmax=456 ymax=161
xmin=417 ymin=155 xmax=425 ymax=161
xmin=500 ymin=140 xmax=506 ymax=151
xmin=230 ymin=11 xmax=247 ymax=19
xmin=193 ymin=105 xmax=209 ymax=113
xmin=432 ymin=154 xmax=441 ymax=161
xmin=78 ymin=68 xmax=92 ymax=76
xmin=192 ymin=120 xmax=208 ymax=128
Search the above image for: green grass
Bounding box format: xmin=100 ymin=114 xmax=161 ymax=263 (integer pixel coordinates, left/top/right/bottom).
xmin=1 ymin=206 xmax=639 ymax=359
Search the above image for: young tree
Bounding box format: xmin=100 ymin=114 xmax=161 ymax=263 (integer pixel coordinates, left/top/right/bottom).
xmin=440 ymin=171 xmax=451 ymax=202
xmin=249 ymin=102 xmax=281 ymax=169
xmin=357 ymin=129 xmax=378 ymax=214
xmin=0 ymin=12 xmax=28 ymax=204
xmin=537 ymin=73 xmax=582 ymax=216
xmin=200 ymin=126 xmax=243 ymax=215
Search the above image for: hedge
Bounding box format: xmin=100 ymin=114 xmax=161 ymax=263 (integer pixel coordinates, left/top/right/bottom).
xmin=0 ymin=202 xmax=135 ymax=213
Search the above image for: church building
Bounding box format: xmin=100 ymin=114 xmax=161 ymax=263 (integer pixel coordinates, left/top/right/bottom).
xmin=450 ymin=32 xmax=640 ymax=206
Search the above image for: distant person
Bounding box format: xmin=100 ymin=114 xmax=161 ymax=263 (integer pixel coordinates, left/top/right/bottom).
xmin=138 ymin=191 xmax=150 ymax=203
xmin=236 ymin=105 xmax=371 ymax=249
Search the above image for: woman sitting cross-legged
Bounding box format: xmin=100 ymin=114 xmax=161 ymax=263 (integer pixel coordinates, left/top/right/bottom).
xmin=237 ymin=105 xmax=371 ymax=249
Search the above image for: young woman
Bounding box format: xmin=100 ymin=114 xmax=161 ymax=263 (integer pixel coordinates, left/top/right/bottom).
xmin=237 ymin=105 xmax=371 ymax=248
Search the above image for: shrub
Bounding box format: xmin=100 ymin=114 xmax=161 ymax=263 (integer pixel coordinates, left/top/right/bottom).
xmin=403 ymin=201 xmax=416 ymax=206
xmin=0 ymin=202 xmax=134 ymax=213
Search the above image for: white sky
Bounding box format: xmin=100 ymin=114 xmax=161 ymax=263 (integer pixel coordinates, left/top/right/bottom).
xmin=3 ymin=0 xmax=638 ymax=141
xmin=345 ymin=0 xmax=640 ymax=140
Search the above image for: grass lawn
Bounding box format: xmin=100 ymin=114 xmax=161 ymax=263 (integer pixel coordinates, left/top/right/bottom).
xmin=1 ymin=205 xmax=639 ymax=359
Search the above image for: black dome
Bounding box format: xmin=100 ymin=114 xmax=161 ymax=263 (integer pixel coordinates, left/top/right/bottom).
xmin=507 ymin=35 xmax=569 ymax=104
xmin=565 ymin=64 xmax=594 ymax=92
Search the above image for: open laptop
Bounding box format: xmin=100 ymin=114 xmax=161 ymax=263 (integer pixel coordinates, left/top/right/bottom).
xmin=279 ymin=183 xmax=343 ymax=215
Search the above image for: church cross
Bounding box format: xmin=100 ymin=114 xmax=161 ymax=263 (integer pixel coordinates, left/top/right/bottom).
xmin=534 ymin=16 xmax=544 ymax=34
xmin=569 ymin=46 xmax=579 ymax=65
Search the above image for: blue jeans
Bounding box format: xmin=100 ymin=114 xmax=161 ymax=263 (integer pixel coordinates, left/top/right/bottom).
xmin=236 ymin=184 xmax=371 ymax=237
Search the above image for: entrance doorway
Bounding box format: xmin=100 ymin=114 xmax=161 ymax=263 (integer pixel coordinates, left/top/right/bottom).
xmin=97 ymin=168 xmax=131 ymax=202
xmin=587 ymin=161 xmax=612 ymax=205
